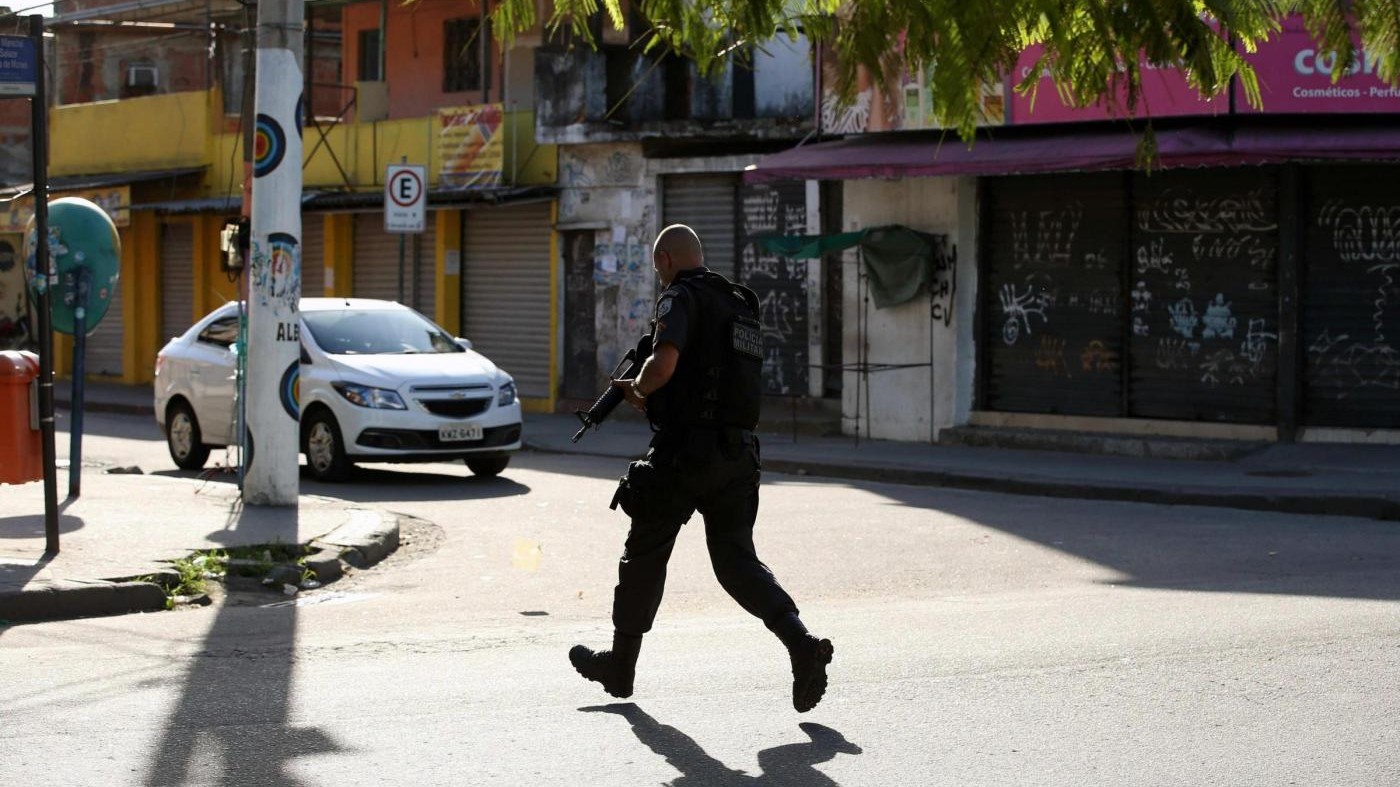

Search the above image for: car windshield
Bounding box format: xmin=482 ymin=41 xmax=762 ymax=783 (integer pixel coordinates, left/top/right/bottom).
xmin=303 ymin=308 xmax=463 ymax=355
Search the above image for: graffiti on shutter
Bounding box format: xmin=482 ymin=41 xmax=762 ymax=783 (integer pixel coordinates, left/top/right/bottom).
xmin=1128 ymin=170 xmax=1278 ymax=424
xmin=738 ymin=180 xmax=808 ymax=395
xmin=1303 ymin=167 xmax=1400 ymax=427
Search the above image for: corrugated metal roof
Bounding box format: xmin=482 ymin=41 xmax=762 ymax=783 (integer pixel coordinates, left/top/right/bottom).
xmin=0 ymin=166 xmax=207 ymax=202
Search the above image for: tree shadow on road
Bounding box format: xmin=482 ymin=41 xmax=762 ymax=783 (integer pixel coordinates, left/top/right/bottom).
xmin=837 ymin=477 xmax=1400 ymax=602
xmin=143 ymin=503 xmax=347 ymax=786
xmin=581 ymin=703 xmax=860 ymax=786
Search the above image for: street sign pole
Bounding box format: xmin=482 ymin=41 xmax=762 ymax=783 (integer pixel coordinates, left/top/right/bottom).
xmin=244 ymin=0 xmax=304 ymax=506
xmin=385 ymin=162 xmax=425 ymax=307
xmin=25 ymin=15 xmax=58 ymax=553
xmin=397 ymin=234 xmax=405 ymax=304
xmin=67 ymin=266 xmax=87 ymax=498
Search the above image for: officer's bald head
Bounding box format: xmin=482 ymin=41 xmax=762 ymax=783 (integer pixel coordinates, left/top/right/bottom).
xmin=653 ymin=224 xmax=704 ymax=286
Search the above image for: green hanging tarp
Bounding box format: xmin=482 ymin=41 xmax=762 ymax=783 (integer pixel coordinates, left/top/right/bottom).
xmin=755 ymin=224 xmax=940 ymax=310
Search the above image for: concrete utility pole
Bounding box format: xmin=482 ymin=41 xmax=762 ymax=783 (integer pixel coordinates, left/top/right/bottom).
xmin=244 ymin=0 xmax=305 ymax=506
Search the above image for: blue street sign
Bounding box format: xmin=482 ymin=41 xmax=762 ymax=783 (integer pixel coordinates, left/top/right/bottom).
xmin=0 ymin=35 xmax=37 ymax=98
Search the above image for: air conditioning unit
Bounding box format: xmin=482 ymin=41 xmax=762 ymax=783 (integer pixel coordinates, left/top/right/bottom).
xmin=127 ymin=65 xmax=158 ymax=89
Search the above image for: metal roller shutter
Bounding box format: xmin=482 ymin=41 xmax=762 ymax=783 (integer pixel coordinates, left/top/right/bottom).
xmin=981 ymin=174 xmax=1126 ymax=416
xmin=663 ymin=173 xmax=739 ymax=280
xmin=1303 ymin=166 xmax=1400 ymax=427
xmin=351 ymin=212 xmax=434 ymax=310
xmin=352 ymin=213 xmax=402 ymax=302
xmin=160 ymin=222 xmax=195 ymax=341
xmin=413 ymin=219 xmax=437 ymax=317
xmin=462 ymin=202 xmax=552 ymax=398
xmin=86 ymin=275 xmax=124 ymax=377
xmin=300 ymin=215 xmax=325 ymax=298
xmin=1128 ymin=170 xmax=1278 ymax=424
xmin=737 ymin=180 xmax=809 ymax=395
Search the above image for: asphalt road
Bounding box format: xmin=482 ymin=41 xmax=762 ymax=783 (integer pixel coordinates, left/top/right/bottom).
xmin=3 ymin=412 xmax=1399 ymax=786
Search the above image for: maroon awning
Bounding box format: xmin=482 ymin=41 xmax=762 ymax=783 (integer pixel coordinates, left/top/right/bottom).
xmin=744 ymin=124 xmax=1400 ymax=183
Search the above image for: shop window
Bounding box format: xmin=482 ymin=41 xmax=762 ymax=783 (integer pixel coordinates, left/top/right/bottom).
xmin=358 ymin=29 xmax=382 ymax=81
xmin=444 ymin=18 xmax=483 ymax=92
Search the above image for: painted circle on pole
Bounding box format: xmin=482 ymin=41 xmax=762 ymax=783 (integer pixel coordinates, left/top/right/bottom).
xmin=253 ymin=113 xmax=286 ymax=177
xmin=279 ymin=360 xmax=300 ymax=421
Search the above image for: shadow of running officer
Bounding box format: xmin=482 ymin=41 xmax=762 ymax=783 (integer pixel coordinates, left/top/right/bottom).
xmin=570 ymin=224 xmax=834 ymax=713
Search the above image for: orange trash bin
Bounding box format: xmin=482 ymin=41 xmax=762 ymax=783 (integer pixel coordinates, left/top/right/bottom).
xmin=0 ymin=350 xmax=42 ymax=485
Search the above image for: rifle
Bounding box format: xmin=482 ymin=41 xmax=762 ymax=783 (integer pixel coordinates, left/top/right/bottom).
xmin=572 ymin=333 xmax=653 ymax=443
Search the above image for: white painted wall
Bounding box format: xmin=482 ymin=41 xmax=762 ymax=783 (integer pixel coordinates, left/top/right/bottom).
xmin=840 ymin=176 xmax=977 ymax=442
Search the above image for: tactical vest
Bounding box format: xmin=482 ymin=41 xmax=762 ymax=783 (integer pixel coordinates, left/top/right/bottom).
xmin=648 ymin=270 xmax=764 ymax=432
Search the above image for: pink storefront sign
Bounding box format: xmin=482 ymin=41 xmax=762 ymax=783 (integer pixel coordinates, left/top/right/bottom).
xmin=1240 ymin=16 xmax=1400 ymax=114
xmin=1008 ymin=44 xmax=1224 ymax=125
xmin=1007 ymin=16 xmax=1399 ymax=124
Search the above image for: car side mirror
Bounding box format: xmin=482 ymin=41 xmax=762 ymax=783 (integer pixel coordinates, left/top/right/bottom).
xmin=455 ymin=337 xmax=472 ymax=351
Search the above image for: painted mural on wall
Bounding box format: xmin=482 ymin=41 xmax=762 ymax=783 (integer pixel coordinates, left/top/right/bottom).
xmin=738 ymin=181 xmax=809 ymax=396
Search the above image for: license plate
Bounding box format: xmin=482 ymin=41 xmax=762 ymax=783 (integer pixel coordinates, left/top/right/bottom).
xmin=438 ymin=424 xmax=483 ymax=442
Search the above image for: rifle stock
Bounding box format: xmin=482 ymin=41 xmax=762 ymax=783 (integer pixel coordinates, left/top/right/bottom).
xmin=572 ymin=333 xmax=653 ymax=442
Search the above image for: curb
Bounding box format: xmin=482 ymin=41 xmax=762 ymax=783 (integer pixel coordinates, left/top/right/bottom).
xmin=0 ymin=579 xmax=168 ymax=623
xmin=0 ymin=509 xmax=402 ymax=625
xmin=313 ymin=509 xmax=401 ymax=569
xmin=763 ymin=458 xmax=1400 ymax=521
xmin=525 ymin=442 xmax=1400 ymax=522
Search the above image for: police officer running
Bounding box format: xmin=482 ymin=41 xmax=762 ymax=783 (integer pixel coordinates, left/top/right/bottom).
xmin=569 ymin=224 xmax=834 ymax=713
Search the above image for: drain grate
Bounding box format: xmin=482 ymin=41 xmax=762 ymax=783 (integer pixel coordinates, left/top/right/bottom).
xmin=1245 ymin=469 xmax=1314 ymax=478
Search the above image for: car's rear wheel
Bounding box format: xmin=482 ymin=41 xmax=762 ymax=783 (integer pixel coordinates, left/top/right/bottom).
xmin=303 ymin=408 xmax=352 ymax=482
xmin=466 ymin=455 xmax=510 ymax=477
xmin=166 ymin=400 xmax=211 ymax=470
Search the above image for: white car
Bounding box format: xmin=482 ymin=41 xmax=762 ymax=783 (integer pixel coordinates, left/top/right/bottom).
xmin=154 ymin=298 xmax=523 ymax=481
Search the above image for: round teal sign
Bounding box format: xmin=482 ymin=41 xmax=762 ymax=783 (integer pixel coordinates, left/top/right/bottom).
xmin=25 ymin=197 xmax=122 ymax=336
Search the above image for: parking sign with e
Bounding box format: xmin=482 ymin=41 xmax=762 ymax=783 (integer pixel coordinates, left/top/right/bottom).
xmin=384 ymin=164 xmax=426 ymax=233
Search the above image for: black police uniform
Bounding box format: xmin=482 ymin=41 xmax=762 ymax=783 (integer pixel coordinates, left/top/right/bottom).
xmin=610 ymin=267 xmax=800 ymax=636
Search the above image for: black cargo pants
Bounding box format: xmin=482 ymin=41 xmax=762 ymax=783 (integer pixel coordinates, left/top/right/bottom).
xmin=609 ymin=427 xmax=799 ymax=636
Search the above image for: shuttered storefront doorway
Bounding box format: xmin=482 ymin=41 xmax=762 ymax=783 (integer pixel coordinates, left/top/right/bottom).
xmin=160 ymin=221 xmax=195 ymax=342
xmin=461 ymin=202 xmax=552 ymax=399
xmin=737 ymin=179 xmax=810 ymax=395
xmin=1303 ymin=167 xmax=1400 ymax=428
xmin=87 ymin=274 xmax=125 ymax=377
xmin=981 ymin=173 xmax=1127 ymax=416
xmin=1127 ymin=170 xmax=1279 ymax=424
xmin=980 ymin=170 xmax=1282 ymax=424
xmin=351 ymin=212 xmax=437 ymax=313
xmin=663 ymin=173 xmax=739 ymax=279
xmin=300 ymin=215 xmax=325 ymax=299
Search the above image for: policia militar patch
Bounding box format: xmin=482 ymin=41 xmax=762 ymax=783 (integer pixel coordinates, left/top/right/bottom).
xmin=731 ymin=319 xmax=763 ymax=359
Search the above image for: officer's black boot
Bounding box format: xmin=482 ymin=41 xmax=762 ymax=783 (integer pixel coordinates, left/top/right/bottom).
xmin=767 ymin=612 xmax=834 ymax=713
xmin=569 ymin=632 xmax=642 ymax=699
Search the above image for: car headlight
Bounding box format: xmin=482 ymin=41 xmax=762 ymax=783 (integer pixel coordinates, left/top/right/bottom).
xmin=497 ymin=380 xmax=516 ymax=407
xmin=333 ymin=381 xmax=407 ymax=410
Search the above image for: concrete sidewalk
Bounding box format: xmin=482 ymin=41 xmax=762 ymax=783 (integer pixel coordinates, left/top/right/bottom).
xmin=528 ymin=412 xmax=1400 ymax=521
xmin=56 ymin=380 xmax=1400 ymax=521
xmin=0 ymin=470 xmax=398 ymax=623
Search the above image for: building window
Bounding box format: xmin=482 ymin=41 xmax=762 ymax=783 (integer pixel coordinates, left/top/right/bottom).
xmin=444 ymin=18 xmax=483 ymax=92
xmin=121 ymin=63 xmax=159 ymax=98
xmin=358 ymin=28 xmax=382 ymax=82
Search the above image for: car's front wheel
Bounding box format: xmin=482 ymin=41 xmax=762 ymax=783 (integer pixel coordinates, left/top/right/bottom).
xmin=166 ymin=400 xmax=211 ymax=470
xmin=466 ymin=455 xmax=510 ymax=477
xmin=303 ymin=408 xmax=353 ymax=482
